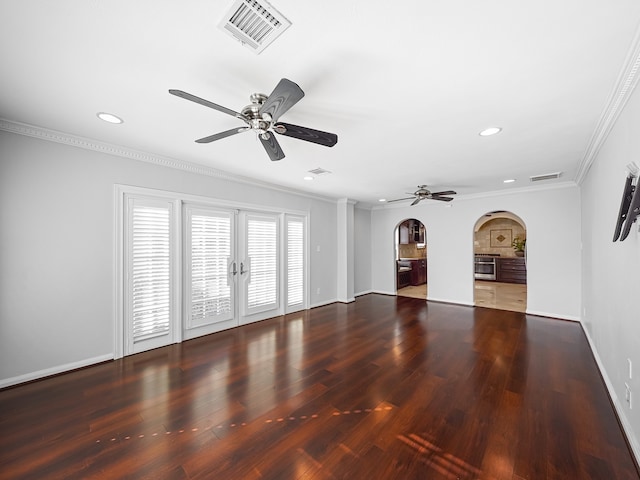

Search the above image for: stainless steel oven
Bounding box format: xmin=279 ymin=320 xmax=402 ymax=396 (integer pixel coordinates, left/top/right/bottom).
xmin=474 ymin=255 xmax=497 ymax=280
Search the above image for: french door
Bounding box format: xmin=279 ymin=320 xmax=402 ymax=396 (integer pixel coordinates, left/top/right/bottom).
xmin=183 ymin=208 xmax=282 ymax=338
xmin=183 ymin=207 xmax=237 ymax=340
xmin=238 ymin=212 xmax=280 ymax=325
xmin=122 ymin=193 xmax=307 ymax=356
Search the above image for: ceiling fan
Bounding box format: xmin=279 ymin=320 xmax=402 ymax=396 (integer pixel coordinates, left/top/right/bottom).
xmin=387 ymin=185 xmax=457 ymax=206
xmin=169 ymin=78 xmax=338 ymax=161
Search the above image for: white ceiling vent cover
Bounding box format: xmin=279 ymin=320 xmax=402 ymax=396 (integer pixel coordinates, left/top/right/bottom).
xmin=219 ymin=0 xmax=291 ymax=54
xmin=530 ymin=172 xmax=562 ymax=182
xmin=308 ymin=167 xmax=332 ymax=176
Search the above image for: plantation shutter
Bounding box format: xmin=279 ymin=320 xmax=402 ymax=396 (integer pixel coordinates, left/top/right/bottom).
xmin=186 ymin=208 xmax=234 ymax=328
xmin=126 ymin=197 xmax=174 ymax=353
xmin=245 ymin=214 xmax=278 ymax=313
xmin=286 ymin=216 xmax=304 ymax=308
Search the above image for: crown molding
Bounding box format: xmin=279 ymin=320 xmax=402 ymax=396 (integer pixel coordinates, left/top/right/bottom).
xmin=0 ymin=118 xmax=338 ymax=204
xmin=575 ymin=23 xmax=640 ymax=184
xmin=371 ymin=181 xmax=578 ymax=210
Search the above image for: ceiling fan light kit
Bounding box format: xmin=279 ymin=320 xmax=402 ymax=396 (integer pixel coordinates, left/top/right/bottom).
xmin=169 ymin=78 xmax=338 ymax=162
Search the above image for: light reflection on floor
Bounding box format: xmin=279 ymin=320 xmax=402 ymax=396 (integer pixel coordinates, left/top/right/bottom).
xmin=397 ymin=433 xmax=482 ymax=477
xmin=93 ymin=406 xmax=394 ymax=446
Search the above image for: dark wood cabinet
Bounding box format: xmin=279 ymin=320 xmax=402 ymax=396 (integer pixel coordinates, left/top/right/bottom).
xmin=399 ymin=220 xmax=425 ymax=245
xmin=409 ymin=259 xmax=427 ymax=285
xmin=496 ymin=257 xmax=527 ymax=284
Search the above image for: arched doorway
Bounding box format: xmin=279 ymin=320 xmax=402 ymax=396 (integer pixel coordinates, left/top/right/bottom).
xmin=395 ymin=218 xmax=427 ymax=299
xmin=473 ymin=211 xmax=527 ymax=312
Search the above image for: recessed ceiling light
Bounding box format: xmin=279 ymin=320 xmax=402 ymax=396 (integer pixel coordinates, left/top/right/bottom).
xmin=378 ymin=198 xmax=386 ymax=202
xmin=97 ymin=112 xmax=123 ymax=124
xmin=303 ymin=176 xmax=314 ymax=181
xmin=479 ymin=127 xmax=502 ymax=136
xmin=503 ymin=179 xmax=516 ymax=183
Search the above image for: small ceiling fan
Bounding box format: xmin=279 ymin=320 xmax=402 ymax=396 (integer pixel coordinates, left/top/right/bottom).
xmin=387 ymin=185 xmax=457 ymax=205
xmin=169 ymin=78 xmax=337 ymax=161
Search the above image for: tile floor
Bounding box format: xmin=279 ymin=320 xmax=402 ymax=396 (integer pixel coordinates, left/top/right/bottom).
xmin=397 ymin=281 xmax=527 ymax=313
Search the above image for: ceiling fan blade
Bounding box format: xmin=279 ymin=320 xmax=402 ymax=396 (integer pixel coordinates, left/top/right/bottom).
xmin=259 ymin=133 xmax=285 ymax=161
xmin=432 ymin=190 xmax=457 ymax=196
xmin=386 ymin=197 xmax=415 ymax=203
xmin=430 ymin=195 xmax=454 ymax=202
xmin=259 ymin=79 xmax=305 ymax=123
xmin=274 ymin=122 xmax=338 ymax=147
xmin=195 ymin=127 xmax=250 ymax=143
xmin=169 ymin=89 xmax=244 ymax=120
xmin=411 ymin=197 xmax=423 ymax=206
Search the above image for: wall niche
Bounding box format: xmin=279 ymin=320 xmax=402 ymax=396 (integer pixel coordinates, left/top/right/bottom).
xmin=474 ymin=212 xmax=526 ymax=257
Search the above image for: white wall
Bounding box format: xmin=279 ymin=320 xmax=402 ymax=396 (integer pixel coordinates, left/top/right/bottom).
xmin=0 ymin=130 xmax=339 ymax=386
xmin=354 ymin=206 xmax=372 ymax=296
xmin=371 ymin=185 xmax=582 ymax=320
xmin=580 ymin=81 xmax=640 ymax=459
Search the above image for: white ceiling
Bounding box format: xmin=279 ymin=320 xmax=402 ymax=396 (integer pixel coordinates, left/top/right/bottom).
xmin=2 ymin=1 xmax=640 ymax=206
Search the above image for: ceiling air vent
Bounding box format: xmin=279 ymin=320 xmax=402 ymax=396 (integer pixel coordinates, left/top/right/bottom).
xmin=219 ymin=0 xmax=291 ymax=54
xmin=530 ymin=172 xmax=562 ymax=182
xmin=308 ymin=167 xmax=332 ymax=176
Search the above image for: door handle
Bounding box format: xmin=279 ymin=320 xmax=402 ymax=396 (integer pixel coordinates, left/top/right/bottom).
xmin=231 ymin=262 xmax=237 ymax=276
xmin=240 ymin=262 xmax=247 ymax=275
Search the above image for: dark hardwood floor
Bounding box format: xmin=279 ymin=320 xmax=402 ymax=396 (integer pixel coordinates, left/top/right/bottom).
xmin=1 ymin=294 xmax=638 ymax=479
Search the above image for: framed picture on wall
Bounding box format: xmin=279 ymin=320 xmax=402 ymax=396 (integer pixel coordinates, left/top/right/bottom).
xmin=490 ymin=229 xmax=512 ymax=248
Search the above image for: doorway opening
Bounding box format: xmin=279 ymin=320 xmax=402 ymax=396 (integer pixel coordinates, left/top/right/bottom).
xmin=395 ymin=218 xmax=427 ymax=299
xmin=473 ymin=211 xmax=527 ymax=312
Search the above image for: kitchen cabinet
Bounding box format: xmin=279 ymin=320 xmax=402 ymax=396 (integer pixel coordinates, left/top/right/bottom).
xmin=409 ymin=259 xmax=427 ymax=285
xmin=496 ymin=257 xmax=526 ymax=284
xmin=399 ymin=220 xmax=425 ymax=245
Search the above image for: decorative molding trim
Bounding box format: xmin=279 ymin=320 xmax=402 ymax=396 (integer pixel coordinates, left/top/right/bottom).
xmin=372 ymin=181 xmax=579 ymax=210
xmin=0 ymin=118 xmax=338 ymax=204
xmin=580 ymin=322 xmax=640 ymax=466
xmin=575 ymin=24 xmax=640 ymax=184
xmin=0 ymin=354 xmax=113 ymax=389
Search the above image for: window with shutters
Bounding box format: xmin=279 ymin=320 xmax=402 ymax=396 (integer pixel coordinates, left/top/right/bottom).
xmin=244 ymin=214 xmax=278 ymax=313
xmin=286 ymin=216 xmax=305 ymax=310
xmin=125 ymin=196 xmax=175 ymax=354
xmin=185 ymin=207 xmax=234 ymax=329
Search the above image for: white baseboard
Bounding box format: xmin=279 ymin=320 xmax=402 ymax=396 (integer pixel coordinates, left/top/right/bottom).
xmin=372 ymin=289 xmax=397 ymax=296
xmin=427 ymin=297 xmax=474 ymax=307
xmin=309 ymin=298 xmax=339 ymax=309
xmin=0 ymin=354 xmax=113 ymax=389
xmin=355 ymin=290 xmax=373 ymax=297
xmin=525 ymin=309 xmax=580 ymax=322
xmin=580 ymin=323 xmax=640 ymax=467
xmin=337 ymin=297 xmax=355 ymax=303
